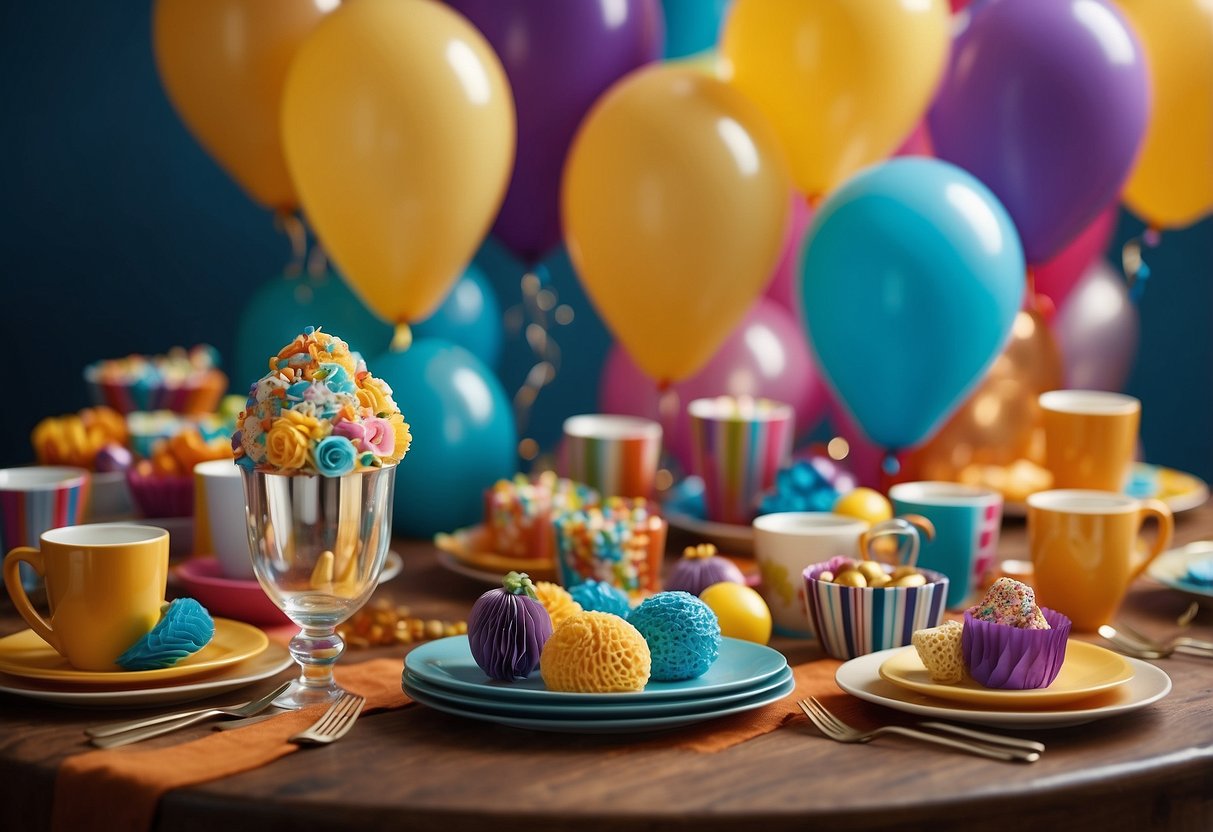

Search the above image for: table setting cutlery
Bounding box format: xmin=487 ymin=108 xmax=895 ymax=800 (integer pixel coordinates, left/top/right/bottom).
xmin=290 ymin=692 xmax=365 ymax=745
xmin=87 ymin=681 xmax=291 ymax=748
xmin=797 ymin=697 xmax=1042 ymax=763
xmin=1098 ymin=624 xmax=1213 ymax=659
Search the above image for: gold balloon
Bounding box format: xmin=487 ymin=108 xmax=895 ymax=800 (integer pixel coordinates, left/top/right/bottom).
xmin=153 ymin=0 xmax=329 ymax=211
xmin=562 ymin=66 xmax=790 ymax=384
xmin=281 ymin=0 xmax=515 ymax=326
xmin=721 ymin=0 xmax=950 ymax=199
xmin=908 ymin=310 xmax=1063 ymax=480
xmin=1116 ymin=0 xmax=1213 ymax=228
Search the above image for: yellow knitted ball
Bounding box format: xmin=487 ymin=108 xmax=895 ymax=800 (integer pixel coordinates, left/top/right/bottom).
xmin=540 ymin=611 xmax=651 ymax=693
xmin=533 ymin=581 xmax=582 ymax=628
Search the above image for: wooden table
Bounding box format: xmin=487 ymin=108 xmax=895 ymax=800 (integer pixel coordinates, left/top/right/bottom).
xmin=2 ymin=507 xmax=1213 ymax=832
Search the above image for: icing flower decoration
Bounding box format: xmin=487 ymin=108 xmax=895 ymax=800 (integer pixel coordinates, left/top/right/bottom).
xmin=233 ymin=327 xmax=411 ymax=476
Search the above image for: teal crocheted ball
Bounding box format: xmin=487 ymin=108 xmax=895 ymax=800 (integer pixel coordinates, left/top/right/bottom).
xmin=116 ymin=598 xmax=215 ymax=670
xmin=627 ymin=591 xmax=721 ymax=681
xmin=569 ymin=580 xmax=631 ymax=617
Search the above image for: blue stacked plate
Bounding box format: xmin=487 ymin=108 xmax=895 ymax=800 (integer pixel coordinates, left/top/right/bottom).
xmin=402 ymin=636 xmax=794 ymax=733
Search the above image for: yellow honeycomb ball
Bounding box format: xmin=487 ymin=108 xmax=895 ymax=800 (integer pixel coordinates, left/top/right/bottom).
xmin=533 ymin=581 xmax=582 ymax=628
xmin=833 ymin=487 xmax=893 ymax=525
xmin=540 ymin=611 xmax=651 ymax=693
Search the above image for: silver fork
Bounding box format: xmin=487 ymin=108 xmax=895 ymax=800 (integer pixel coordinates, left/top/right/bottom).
xmin=1098 ymin=624 xmax=1213 ymax=659
xmin=289 ymin=693 xmax=366 ymax=746
xmin=798 ymin=697 xmax=1040 ymax=763
xmin=89 ymin=681 xmax=292 ymax=748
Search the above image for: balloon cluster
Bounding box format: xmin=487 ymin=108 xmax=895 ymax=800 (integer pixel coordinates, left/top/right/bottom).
xmin=153 ymin=0 xmax=1212 ymax=531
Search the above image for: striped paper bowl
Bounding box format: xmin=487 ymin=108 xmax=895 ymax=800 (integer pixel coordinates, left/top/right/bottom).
xmin=803 ymin=556 xmax=949 ymax=660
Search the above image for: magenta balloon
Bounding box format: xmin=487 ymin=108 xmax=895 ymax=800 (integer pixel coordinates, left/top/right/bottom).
xmin=823 ymin=396 xmax=886 ymax=490
xmin=763 ymin=198 xmax=813 ymax=316
xmin=445 ymin=0 xmax=664 ymax=262
xmin=1032 ymin=205 xmax=1118 ymax=308
xmin=895 ymin=121 xmax=934 ymax=158
xmin=1053 ymin=260 xmax=1139 ymax=391
xmin=599 ymin=298 xmax=827 ymax=471
xmin=929 ymin=0 xmax=1148 ymax=264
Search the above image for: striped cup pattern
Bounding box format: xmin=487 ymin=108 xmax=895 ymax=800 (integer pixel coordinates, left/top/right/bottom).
xmin=804 ymin=558 xmax=949 ymax=660
xmin=689 ymin=397 xmax=794 ymax=525
xmin=561 ymin=415 xmax=662 ymax=499
xmin=0 ymin=467 xmax=89 ymax=553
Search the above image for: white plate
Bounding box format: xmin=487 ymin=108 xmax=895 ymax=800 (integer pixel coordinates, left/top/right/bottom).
xmin=435 ymin=550 xmax=506 ymax=586
xmin=0 ymin=642 xmax=293 ymax=708
xmin=835 ymin=647 xmax=1171 ymax=729
xmin=1002 ymin=464 xmax=1208 ymax=518
xmin=1147 ymin=541 xmax=1213 ymax=601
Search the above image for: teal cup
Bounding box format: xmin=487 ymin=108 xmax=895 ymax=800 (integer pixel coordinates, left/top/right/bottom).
xmin=888 ymin=482 xmax=1003 ymax=609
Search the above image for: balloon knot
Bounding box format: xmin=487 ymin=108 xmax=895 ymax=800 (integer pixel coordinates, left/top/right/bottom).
xmin=881 ymin=454 xmax=901 ymax=476
xmin=391 ymin=323 xmax=413 ymax=353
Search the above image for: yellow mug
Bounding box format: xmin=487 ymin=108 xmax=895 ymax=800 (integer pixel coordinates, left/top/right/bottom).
xmin=1039 ymin=390 xmax=1140 ymax=491
xmin=3 ymin=524 xmax=169 ymax=671
xmin=1027 ymin=490 xmax=1172 ymax=632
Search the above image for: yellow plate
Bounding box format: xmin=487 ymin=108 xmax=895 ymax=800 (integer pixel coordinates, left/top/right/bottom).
xmin=0 ymin=618 xmax=269 ymax=685
xmin=434 ymin=525 xmax=557 ymax=582
xmin=878 ymin=641 xmax=1134 ymax=708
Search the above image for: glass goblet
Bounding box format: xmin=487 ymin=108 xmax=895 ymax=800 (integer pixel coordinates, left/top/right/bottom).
xmin=241 ymin=465 xmax=395 ymax=708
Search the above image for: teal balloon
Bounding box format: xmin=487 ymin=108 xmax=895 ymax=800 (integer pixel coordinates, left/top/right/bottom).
xmin=233 ymin=273 xmax=392 ymax=392
xmin=662 ymin=0 xmax=730 ymax=58
xmin=413 ymin=264 xmax=502 ymax=369
xmin=800 ymin=158 xmax=1025 ymax=450
xmin=375 ymin=339 xmax=517 ymax=538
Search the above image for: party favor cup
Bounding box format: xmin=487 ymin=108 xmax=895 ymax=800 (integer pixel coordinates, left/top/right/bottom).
xmin=804 ymin=559 xmax=949 ymax=660
xmin=0 ymin=466 xmax=90 ymax=592
xmin=561 ymin=414 xmax=662 ymax=499
xmin=689 ymin=396 xmax=794 ymax=525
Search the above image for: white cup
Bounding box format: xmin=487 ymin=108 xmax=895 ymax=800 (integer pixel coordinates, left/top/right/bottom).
xmin=193 ymin=460 xmax=253 ymax=579
xmin=752 ymin=512 xmax=870 ymax=637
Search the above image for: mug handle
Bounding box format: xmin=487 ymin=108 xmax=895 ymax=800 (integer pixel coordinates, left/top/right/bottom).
xmin=858 ymin=515 xmax=937 ymax=568
xmin=1131 ymin=498 xmax=1174 ymax=581
xmin=3 ymin=547 xmax=60 ymax=652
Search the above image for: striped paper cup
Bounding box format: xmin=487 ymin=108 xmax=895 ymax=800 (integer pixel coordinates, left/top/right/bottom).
xmin=689 ymin=396 xmax=794 ymax=525
xmin=561 ymin=415 xmax=662 ymax=499
xmin=0 ymin=466 xmax=90 ymax=591
xmin=803 ymin=557 xmax=949 ymax=660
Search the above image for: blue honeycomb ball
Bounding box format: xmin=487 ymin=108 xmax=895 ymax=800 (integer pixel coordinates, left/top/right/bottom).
xmin=627 ymin=592 xmax=721 ymax=681
xmin=569 ymin=580 xmax=631 ymax=617
xmin=116 ymin=598 xmax=215 ymax=670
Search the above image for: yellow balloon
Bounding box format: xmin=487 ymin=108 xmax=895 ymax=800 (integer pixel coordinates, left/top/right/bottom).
xmin=153 ymin=0 xmax=328 ymax=211
xmin=1116 ymin=0 xmax=1213 ymax=229
xmin=281 ymin=0 xmax=515 ymax=326
xmin=721 ymin=0 xmax=949 ymax=200
xmin=562 ymin=66 xmax=790 ymax=384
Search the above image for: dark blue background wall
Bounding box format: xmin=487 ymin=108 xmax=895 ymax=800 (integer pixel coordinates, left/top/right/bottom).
xmin=3 ymin=2 xmax=1211 ymax=483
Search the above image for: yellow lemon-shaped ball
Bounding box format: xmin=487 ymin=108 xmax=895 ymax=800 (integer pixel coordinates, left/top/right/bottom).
xmin=833 ymin=487 xmax=892 ymax=525
xmin=699 ymin=582 xmax=772 ymax=645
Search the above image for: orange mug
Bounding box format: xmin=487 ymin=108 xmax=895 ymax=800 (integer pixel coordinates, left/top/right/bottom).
xmin=1027 ymin=490 xmax=1172 ymax=632
xmin=1039 ymin=390 xmax=1139 ymax=491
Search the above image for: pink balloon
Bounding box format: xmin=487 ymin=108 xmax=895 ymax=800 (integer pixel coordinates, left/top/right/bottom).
xmin=1033 ymin=206 xmax=1118 ymax=309
xmin=763 ymin=197 xmax=813 ymax=316
xmin=599 ymin=298 xmax=828 ymax=471
xmin=1053 ymin=261 xmax=1139 ymax=391
xmin=895 ymin=121 xmax=934 ymax=158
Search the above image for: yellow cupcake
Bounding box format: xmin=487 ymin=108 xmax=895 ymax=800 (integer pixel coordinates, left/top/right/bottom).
xmin=540 ymin=611 xmax=651 ymax=693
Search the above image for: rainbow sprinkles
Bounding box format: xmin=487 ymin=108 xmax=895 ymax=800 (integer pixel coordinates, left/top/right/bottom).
xmin=233 ymin=327 xmax=410 ymax=477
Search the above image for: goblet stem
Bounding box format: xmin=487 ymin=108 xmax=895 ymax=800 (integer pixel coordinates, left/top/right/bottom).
xmin=277 ymin=626 xmax=346 ymax=709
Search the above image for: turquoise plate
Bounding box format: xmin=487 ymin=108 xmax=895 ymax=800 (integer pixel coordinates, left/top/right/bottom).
xmin=403 ymin=665 xmax=795 ymax=718
xmin=404 ymin=636 xmax=788 ymax=702
xmin=403 ymin=673 xmax=797 ymax=733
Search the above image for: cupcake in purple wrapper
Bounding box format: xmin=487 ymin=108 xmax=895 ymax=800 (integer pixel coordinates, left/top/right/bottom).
xmin=961 ymin=578 xmax=1071 ymax=690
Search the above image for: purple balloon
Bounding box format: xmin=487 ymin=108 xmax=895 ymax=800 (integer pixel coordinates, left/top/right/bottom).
xmin=1052 ymin=260 xmax=1139 ymax=391
xmin=599 ymin=297 xmax=827 ymax=472
xmin=445 ymin=0 xmax=664 ymax=262
xmin=929 ymin=0 xmax=1149 ymax=264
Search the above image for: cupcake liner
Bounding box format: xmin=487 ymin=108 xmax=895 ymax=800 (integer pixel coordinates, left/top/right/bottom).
xmin=126 ymin=470 xmax=194 ymax=519
xmin=803 ymin=561 xmax=949 ymax=660
xmin=962 ymin=607 xmax=1071 ymax=690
